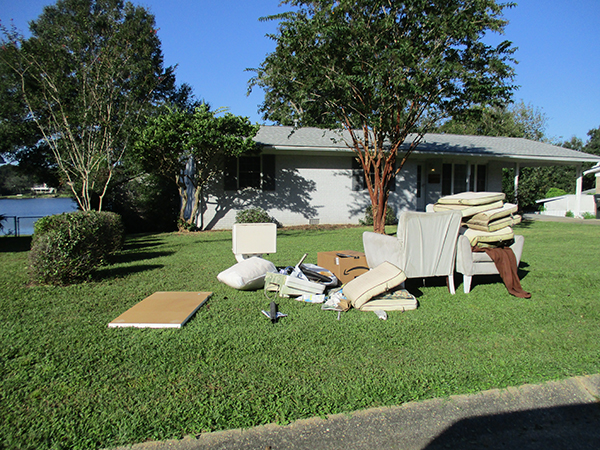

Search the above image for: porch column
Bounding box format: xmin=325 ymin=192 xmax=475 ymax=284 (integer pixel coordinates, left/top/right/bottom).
xmin=466 ymin=163 xmax=472 ymax=191
xmin=514 ymin=162 xmax=520 ymax=206
xmin=575 ymin=164 xmax=583 ymax=218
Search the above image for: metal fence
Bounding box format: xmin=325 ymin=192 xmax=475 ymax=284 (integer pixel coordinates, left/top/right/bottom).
xmin=0 ymin=215 xmax=45 ymax=237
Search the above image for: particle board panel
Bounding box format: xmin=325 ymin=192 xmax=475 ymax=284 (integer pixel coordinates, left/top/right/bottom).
xmin=108 ymin=291 xmax=212 ymax=329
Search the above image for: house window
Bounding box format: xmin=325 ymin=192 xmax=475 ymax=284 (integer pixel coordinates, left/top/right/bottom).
xmin=224 ymin=154 xmax=276 ymax=191
xmin=443 ymin=163 xmax=488 ymax=195
xmin=469 ymin=165 xmax=487 ymax=192
xmin=454 ymin=164 xmax=467 ymax=193
xmin=352 ymin=158 xmax=396 ymax=192
xmin=442 ymin=164 xmax=452 ymax=195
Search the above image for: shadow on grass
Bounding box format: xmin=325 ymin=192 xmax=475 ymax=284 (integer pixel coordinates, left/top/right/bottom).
xmin=455 ymin=262 xmax=531 ymax=294
xmin=112 ymin=251 xmax=176 ymax=265
xmin=94 ymin=264 xmax=164 ymax=281
xmin=122 ymin=235 xmax=165 ymax=251
xmin=0 ymin=236 xmax=32 ymax=253
xmin=424 ymin=403 xmax=600 ymax=449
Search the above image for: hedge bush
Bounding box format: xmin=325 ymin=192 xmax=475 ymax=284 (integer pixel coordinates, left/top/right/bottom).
xmin=359 ymin=205 xmax=397 ymax=226
xmin=29 ymin=211 xmax=124 ymax=285
xmin=235 ymin=207 xmax=273 ymax=224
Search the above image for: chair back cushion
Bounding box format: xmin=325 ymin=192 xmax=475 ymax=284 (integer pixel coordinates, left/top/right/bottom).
xmin=398 ymin=210 xmax=462 ymax=278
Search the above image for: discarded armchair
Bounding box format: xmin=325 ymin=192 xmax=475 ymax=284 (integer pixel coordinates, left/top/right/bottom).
xmin=362 ymin=210 xmax=463 ymax=294
xmin=455 ymin=234 xmax=525 ymax=294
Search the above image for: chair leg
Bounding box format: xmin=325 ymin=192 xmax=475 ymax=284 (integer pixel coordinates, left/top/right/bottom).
xmin=448 ymin=275 xmax=456 ymax=295
xmin=463 ymin=275 xmax=472 ymax=294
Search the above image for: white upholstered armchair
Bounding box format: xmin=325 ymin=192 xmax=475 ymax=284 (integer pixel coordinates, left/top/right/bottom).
xmin=455 ymin=234 xmax=525 ymax=293
xmin=362 ymin=210 xmax=463 ymax=294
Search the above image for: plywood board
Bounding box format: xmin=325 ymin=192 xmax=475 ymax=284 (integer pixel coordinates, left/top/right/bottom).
xmin=108 ymin=291 xmax=212 ymax=329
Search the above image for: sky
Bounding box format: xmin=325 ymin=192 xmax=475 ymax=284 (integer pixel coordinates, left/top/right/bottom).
xmin=1 ymin=0 xmax=599 ymax=144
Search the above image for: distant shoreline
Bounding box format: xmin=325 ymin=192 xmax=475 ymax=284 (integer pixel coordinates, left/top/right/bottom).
xmin=0 ymin=194 xmax=72 ymax=200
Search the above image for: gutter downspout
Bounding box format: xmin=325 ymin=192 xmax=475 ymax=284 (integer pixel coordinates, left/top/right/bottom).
xmin=514 ymin=162 xmax=520 ymax=206
xmin=575 ymin=164 xmax=583 ymax=218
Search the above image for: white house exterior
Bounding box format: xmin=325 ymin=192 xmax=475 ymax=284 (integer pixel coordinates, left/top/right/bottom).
xmin=535 ymin=192 xmax=596 ymax=217
xmin=197 ymin=126 xmax=600 ymax=230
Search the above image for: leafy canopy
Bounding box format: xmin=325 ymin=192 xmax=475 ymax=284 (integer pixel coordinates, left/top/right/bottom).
xmin=250 ymin=0 xmax=516 ymax=232
xmin=0 ymin=0 xmax=178 ymax=211
xmin=132 ymin=104 xmax=259 ymax=229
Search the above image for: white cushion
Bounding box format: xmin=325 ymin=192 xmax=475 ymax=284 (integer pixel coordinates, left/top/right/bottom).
xmin=217 ymin=257 xmax=277 ymax=290
xmin=436 ymin=192 xmax=506 ymax=206
xmin=461 ymin=226 xmax=514 ymax=246
xmin=465 ymin=214 xmax=521 ymax=232
xmin=432 ymin=200 xmax=504 ymax=217
xmin=466 ymin=203 xmax=518 ymax=223
xmin=343 ymin=261 xmax=406 ymax=310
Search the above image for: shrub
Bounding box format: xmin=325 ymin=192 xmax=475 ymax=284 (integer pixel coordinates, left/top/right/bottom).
xmin=545 ymin=187 xmax=567 ymax=198
xmin=104 ymin=174 xmax=179 ymax=233
xmin=29 ymin=211 xmax=124 ymax=285
xmin=235 ymin=207 xmax=272 ymax=224
xmin=359 ymin=205 xmax=397 ymax=226
xmin=565 ymin=210 xmax=574 ymax=218
xmin=582 ymin=212 xmax=596 ymax=219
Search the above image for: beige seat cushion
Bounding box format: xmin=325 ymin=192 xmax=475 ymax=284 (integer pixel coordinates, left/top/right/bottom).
xmin=433 ymin=200 xmax=504 ymax=217
xmin=358 ymin=290 xmax=417 ymax=311
xmin=466 ymin=203 xmax=518 ymax=224
xmin=465 ymin=214 xmax=521 ymax=232
xmin=461 ymin=226 xmax=514 ymax=246
xmin=343 ymin=261 xmax=406 ymax=310
xmin=436 ymin=192 xmax=506 ymax=206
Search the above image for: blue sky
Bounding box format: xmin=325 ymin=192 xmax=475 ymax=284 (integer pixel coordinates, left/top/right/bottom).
xmin=1 ymin=0 xmax=599 ymax=143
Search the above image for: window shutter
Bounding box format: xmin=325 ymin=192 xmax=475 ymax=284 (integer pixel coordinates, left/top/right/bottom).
xmin=224 ymin=157 xmax=238 ymax=191
xmin=352 ymin=157 xmax=365 ymax=191
xmin=388 ymin=160 xmax=396 ymax=192
xmin=262 ymin=154 xmax=276 ymax=191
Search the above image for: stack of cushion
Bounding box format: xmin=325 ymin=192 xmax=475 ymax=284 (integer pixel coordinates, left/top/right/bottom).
xmin=433 ymin=192 xmax=521 ymax=247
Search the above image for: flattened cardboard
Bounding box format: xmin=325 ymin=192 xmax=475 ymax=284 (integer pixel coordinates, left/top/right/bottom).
xmin=317 ymin=250 xmax=369 ymax=284
xmin=108 ymin=292 xmax=212 ymax=329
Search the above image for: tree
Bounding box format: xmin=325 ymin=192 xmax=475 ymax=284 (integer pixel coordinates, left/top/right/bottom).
xmin=438 ymin=100 xmax=547 ymax=141
xmin=0 ymin=0 xmax=177 ymax=211
xmin=439 ymin=102 xmax=599 ymax=209
xmin=249 ymin=0 xmax=516 ymax=233
xmin=132 ymin=104 xmax=259 ymax=230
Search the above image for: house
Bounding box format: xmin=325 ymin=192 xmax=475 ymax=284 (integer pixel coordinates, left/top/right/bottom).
xmin=198 ymin=126 xmax=600 ymax=230
xmin=535 ymin=190 xmax=596 ymax=217
xmin=30 ymin=183 xmax=56 ymax=195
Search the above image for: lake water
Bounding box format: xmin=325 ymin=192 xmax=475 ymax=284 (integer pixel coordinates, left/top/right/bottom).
xmin=0 ymin=197 xmax=78 ymax=236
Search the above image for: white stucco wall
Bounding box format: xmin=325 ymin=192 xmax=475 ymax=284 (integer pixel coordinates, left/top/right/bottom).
xmin=487 ymin=161 xmax=504 ymax=192
xmin=538 ymin=195 xmax=596 ymax=217
xmin=199 ymin=154 xmax=420 ymax=230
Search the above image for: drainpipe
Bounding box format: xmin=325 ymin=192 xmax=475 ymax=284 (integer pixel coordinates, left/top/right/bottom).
xmin=514 ymin=162 xmax=520 ymax=206
xmin=575 ymin=164 xmax=583 ymax=218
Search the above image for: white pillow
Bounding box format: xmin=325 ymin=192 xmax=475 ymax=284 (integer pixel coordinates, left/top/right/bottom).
xmin=217 ymin=257 xmax=277 ymax=290
xmin=343 ymin=261 xmax=406 ymax=309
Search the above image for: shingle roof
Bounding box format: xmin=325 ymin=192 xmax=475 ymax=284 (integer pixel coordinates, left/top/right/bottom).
xmin=254 ymin=126 xmax=600 ymax=165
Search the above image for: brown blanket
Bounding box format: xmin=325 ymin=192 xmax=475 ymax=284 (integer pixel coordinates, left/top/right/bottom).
xmin=474 ymin=246 xmax=531 ymax=298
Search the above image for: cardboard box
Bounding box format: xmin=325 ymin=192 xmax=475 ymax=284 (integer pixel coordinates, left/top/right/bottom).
xmin=317 ymin=250 xmax=369 ymax=284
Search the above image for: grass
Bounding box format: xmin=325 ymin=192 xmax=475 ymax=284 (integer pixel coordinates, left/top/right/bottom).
xmin=1 ymin=221 xmax=600 ymax=449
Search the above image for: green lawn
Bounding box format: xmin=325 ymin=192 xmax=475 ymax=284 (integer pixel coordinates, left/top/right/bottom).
xmin=1 ymin=221 xmax=599 ymax=449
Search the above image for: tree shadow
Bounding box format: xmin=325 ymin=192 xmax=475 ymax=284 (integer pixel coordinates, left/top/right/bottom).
xmin=94 ymin=264 xmax=164 ymax=281
xmin=110 ymin=250 xmax=176 ymax=265
xmin=456 ymin=261 xmax=530 ymax=293
xmin=201 ymin=168 xmax=319 ymax=230
xmin=121 ymin=236 xmax=165 ymax=252
xmin=424 ymin=403 xmax=600 ymax=449
xmin=0 ymin=236 xmax=32 ymax=253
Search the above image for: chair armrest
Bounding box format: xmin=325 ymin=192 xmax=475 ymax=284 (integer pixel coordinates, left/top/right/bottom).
xmin=511 ymin=235 xmax=525 ymax=265
xmin=455 ymin=235 xmax=475 ymax=276
xmin=362 ymin=231 xmax=403 ymax=269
